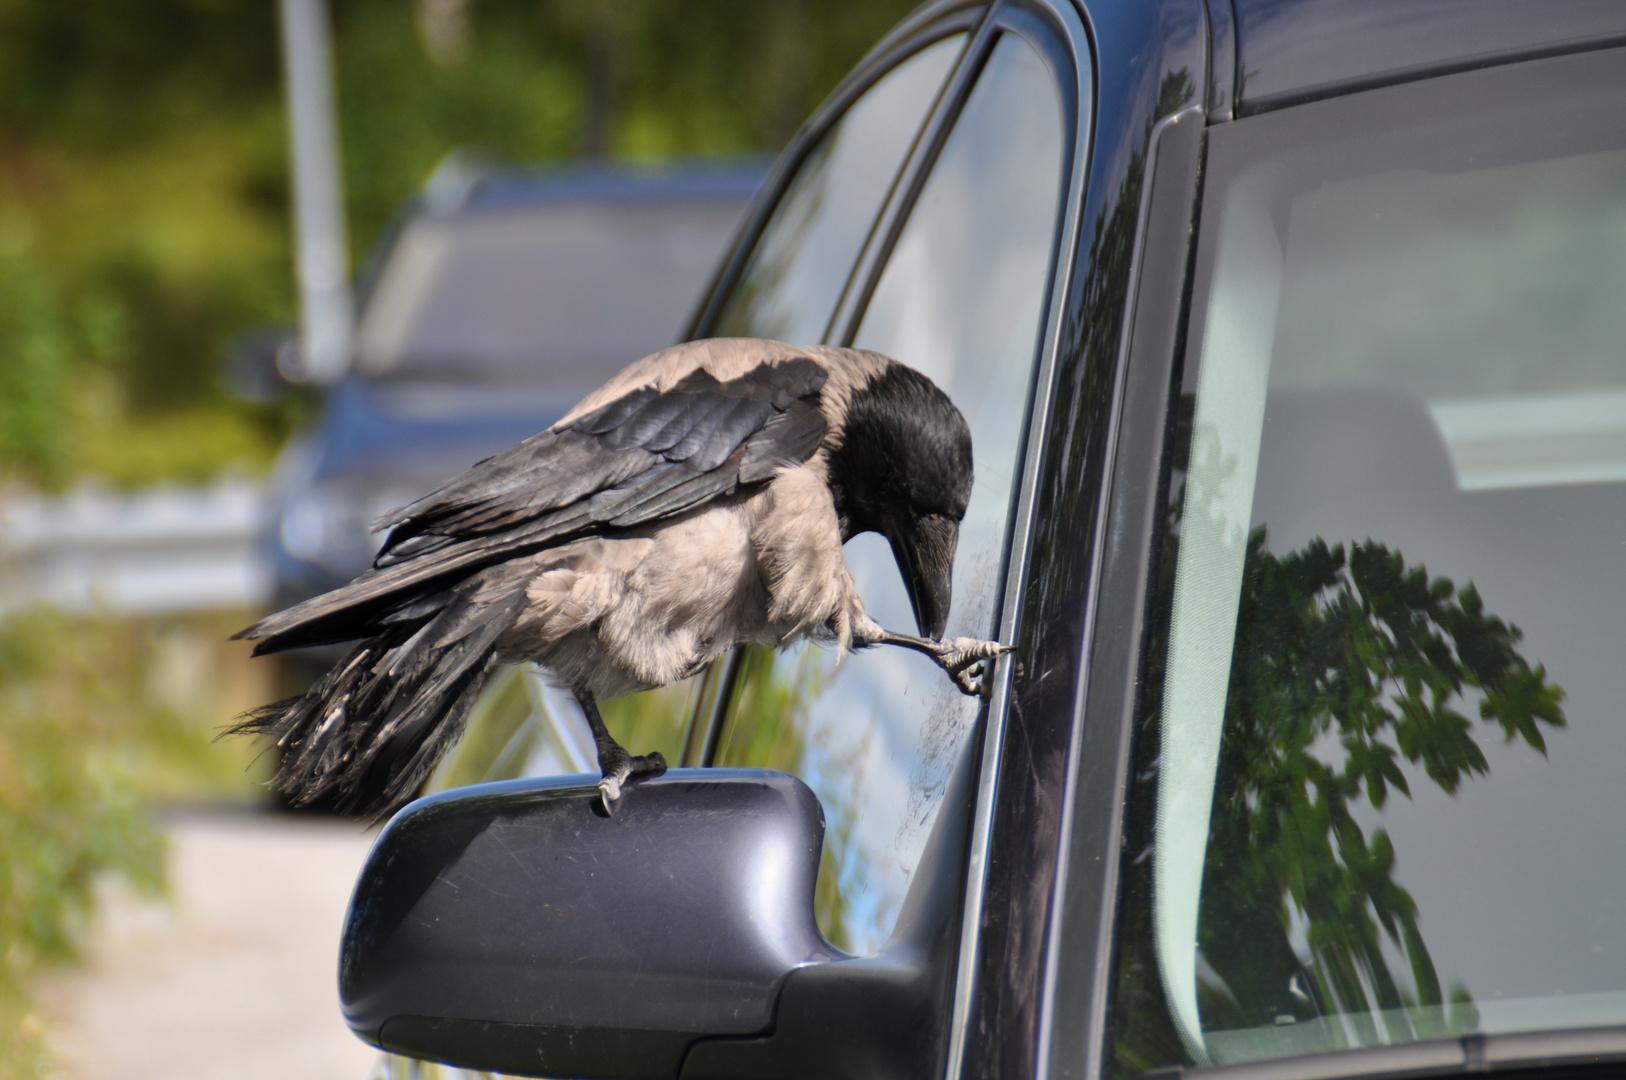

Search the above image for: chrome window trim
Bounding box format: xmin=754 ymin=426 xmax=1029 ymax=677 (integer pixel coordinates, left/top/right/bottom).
xmin=684 ymin=0 xmax=988 ymax=345
xmin=939 ymin=3 xmax=1097 ymax=1078
xmin=682 ymin=2 xmax=992 ymax=760
xmin=828 ymin=6 xmax=1007 ymax=347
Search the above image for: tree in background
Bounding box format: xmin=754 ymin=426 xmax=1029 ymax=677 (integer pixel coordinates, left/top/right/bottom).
xmin=0 ymin=0 xmax=915 ymax=490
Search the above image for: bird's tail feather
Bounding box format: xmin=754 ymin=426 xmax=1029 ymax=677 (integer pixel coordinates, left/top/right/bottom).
xmin=231 ymin=574 xmax=525 ymax=819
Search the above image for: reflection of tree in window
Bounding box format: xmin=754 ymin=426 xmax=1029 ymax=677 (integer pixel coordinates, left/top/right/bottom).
xmin=1113 ymin=405 xmax=1567 ymax=1071
xmin=1200 ymin=528 xmax=1563 ymax=1042
xmin=426 ymin=665 xmax=697 ymax=790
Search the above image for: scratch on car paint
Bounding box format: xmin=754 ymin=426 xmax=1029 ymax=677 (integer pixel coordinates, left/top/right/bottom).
xmin=491 ymin=829 xmax=536 ymax=879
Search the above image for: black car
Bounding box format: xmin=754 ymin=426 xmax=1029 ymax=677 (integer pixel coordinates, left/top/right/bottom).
xmin=336 ymin=2 xmax=1626 ymax=1079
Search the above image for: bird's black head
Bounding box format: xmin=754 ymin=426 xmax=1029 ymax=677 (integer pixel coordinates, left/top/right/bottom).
xmin=826 ymin=362 xmax=973 ymax=640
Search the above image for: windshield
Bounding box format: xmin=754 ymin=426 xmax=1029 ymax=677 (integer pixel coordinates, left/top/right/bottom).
xmin=1113 ymin=47 xmax=1626 ymax=1073
xmin=351 ymin=193 xmax=749 ymax=393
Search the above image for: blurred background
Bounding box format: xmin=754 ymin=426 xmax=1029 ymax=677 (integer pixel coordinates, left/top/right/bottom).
xmin=0 ymin=1 xmax=913 ymax=1076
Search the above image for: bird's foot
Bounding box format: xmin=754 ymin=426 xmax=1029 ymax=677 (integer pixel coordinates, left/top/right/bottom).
xmin=850 ymin=619 xmax=1013 ymax=697
xmin=596 ymin=750 xmax=668 ymax=814
xmin=932 ymin=636 xmax=1012 ymax=697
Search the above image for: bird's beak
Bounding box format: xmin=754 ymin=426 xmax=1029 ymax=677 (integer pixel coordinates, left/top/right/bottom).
xmin=886 ymin=513 xmax=958 ymax=640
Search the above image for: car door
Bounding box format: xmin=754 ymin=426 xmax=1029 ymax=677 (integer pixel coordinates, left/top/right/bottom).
xmin=683 ymin=3 xmax=1093 ymax=1077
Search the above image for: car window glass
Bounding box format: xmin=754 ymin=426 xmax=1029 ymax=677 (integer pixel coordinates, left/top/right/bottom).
xmin=422 ymin=34 xmax=964 ymax=805
xmin=710 ymin=34 xmax=964 ymax=345
xmin=714 ymin=32 xmax=1066 ymax=956
xmin=424 ymin=664 xmax=693 ymax=794
xmin=423 ymin=33 xmax=967 ymax=808
xmin=1112 ymin=51 xmax=1626 ymax=1073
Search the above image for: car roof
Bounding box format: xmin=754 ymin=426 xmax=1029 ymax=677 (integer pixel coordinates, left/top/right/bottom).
xmin=350 ymin=157 xmax=769 ymax=334
xmin=1232 ymin=0 xmax=1626 ymax=114
xmin=425 ymin=160 xmax=770 ymax=217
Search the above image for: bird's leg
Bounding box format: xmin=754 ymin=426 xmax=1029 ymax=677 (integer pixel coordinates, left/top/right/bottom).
xmin=574 ymin=688 xmax=667 ymax=813
xmin=850 ymin=618 xmax=1011 ymax=696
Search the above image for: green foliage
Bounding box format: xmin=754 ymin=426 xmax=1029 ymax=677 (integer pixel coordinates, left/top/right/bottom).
xmin=0 ymin=619 xmax=163 ymax=1080
xmin=716 ymin=646 xmax=821 ymax=774
xmin=0 ymin=0 xmax=300 ymax=488
xmin=0 ymin=606 xmax=273 ymax=1078
xmin=0 ymin=0 xmax=916 ymax=490
xmin=0 ymin=246 xmax=72 ymax=486
xmin=331 ymin=0 xmax=918 ymax=254
xmin=425 ymin=664 xmax=698 ymax=793
xmin=1113 ymin=503 xmax=1566 ymax=1072
xmin=599 ymin=677 xmax=694 ymax=766
xmin=424 ymin=664 xmax=540 ymax=791
xmin=1199 ymin=530 xmax=1563 ymax=1042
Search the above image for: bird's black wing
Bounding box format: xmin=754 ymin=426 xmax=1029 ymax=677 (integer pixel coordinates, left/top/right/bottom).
xmin=238 ymin=357 xmax=828 ymax=654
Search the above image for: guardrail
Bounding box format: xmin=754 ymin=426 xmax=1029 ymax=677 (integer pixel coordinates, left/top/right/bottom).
xmin=0 ymin=481 xmax=274 ymax=616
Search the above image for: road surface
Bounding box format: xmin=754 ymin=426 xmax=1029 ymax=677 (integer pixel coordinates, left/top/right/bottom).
xmin=39 ymin=807 xmax=383 ymax=1080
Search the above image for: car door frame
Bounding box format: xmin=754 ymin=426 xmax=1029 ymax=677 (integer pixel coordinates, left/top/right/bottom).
xmin=969 ymin=1 xmax=1211 ymax=1079
xmin=681 ymin=1 xmax=1112 ymax=1076
xmin=685 ymin=0 xmax=1223 ymax=1074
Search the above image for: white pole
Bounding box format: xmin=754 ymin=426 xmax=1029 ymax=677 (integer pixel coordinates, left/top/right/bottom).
xmin=279 ymin=0 xmax=354 ymax=385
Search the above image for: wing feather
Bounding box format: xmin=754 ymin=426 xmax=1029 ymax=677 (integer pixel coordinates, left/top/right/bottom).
xmin=238 ymin=351 xmax=829 ymax=654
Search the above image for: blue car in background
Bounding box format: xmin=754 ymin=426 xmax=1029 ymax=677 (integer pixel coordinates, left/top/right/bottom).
xmin=266 ymin=160 xmax=767 ymax=625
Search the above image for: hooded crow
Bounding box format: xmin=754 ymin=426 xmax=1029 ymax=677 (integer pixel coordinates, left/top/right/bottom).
xmin=233 ymin=338 xmax=1006 ymax=817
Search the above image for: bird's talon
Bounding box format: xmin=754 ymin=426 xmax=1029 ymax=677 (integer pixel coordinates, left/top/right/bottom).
xmin=595 ymin=749 xmax=663 ymax=813
xmin=934 ymin=637 xmax=1010 ymax=697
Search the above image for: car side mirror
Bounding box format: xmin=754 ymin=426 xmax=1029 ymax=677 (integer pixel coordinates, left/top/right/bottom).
xmin=341 ymin=769 xmax=845 ymax=1078
xmin=341 ymin=759 xmax=974 ymax=1080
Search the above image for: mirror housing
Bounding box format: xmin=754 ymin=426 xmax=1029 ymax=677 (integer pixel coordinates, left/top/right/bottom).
xmin=341 ymin=755 xmax=974 ymax=1080
xmin=341 ymin=769 xmax=844 ymax=1079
